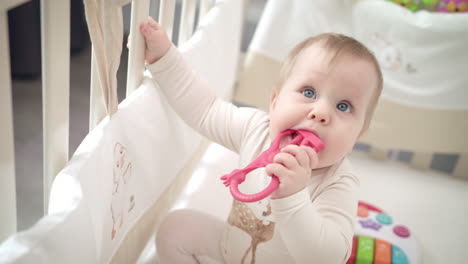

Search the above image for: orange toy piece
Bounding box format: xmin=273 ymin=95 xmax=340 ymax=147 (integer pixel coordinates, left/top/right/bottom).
xmin=375 ymin=239 xmax=392 ymax=264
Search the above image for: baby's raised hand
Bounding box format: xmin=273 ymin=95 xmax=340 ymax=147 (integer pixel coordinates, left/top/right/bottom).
xmin=140 ymin=16 xmax=171 ymax=64
xmin=265 ymin=145 xmax=318 ymax=199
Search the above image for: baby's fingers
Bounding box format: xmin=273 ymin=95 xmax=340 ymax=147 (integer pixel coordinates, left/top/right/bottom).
xmin=265 ymin=163 xmax=288 ymax=180
xmin=140 ymin=22 xmax=152 ymax=36
xmin=280 ymin=145 xmax=309 ymax=169
xmin=147 ymin=16 xmax=160 ymax=29
xmin=301 ymin=146 xmax=319 ymax=169
xmin=273 ymin=152 xmax=298 ymax=170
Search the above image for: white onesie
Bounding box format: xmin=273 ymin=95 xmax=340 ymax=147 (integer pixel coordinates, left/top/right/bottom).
xmin=148 ymin=45 xmax=359 ymax=264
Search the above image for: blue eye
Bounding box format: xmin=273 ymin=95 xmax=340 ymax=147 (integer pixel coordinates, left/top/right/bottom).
xmin=337 ymin=102 xmax=351 ymax=112
xmin=302 ymin=88 xmax=316 ymax=99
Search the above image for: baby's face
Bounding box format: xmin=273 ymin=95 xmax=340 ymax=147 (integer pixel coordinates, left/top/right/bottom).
xmin=269 ymin=45 xmax=377 ymax=168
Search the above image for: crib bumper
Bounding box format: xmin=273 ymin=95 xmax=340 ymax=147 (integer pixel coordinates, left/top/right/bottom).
xmin=0 ymin=0 xmax=243 ymax=262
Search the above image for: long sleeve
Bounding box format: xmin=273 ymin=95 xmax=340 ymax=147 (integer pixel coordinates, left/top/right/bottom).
xmin=147 ymin=45 xmax=260 ymax=153
xmin=270 ymin=169 xmax=359 ymax=264
xmin=148 ymin=44 xmax=361 ymax=264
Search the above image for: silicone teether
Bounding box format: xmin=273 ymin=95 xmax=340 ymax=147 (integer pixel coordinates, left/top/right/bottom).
xmin=220 ymin=129 xmax=324 ymax=203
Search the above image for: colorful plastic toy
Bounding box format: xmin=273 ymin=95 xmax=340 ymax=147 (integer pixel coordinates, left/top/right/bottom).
xmin=346 ymin=201 xmax=422 ymax=264
xmin=420 ymin=0 xmax=440 ymax=11
xmin=439 ymin=0 xmax=468 ymax=12
xmin=221 ymin=129 xmax=324 ymax=203
xmin=388 ymin=0 xmax=420 ymax=11
xmin=421 ymin=0 xmax=440 ymax=7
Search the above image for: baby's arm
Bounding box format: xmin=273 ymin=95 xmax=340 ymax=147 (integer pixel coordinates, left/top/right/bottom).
xmin=140 ymin=17 xmax=259 ymax=152
xmin=271 ymin=173 xmax=358 ymax=263
xmin=266 ymin=141 xmax=355 ymax=262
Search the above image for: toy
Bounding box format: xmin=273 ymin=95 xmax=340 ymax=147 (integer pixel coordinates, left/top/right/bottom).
xmin=388 ymin=0 xmax=420 ymax=11
xmin=421 ymin=0 xmax=440 ymax=6
xmin=421 ymin=0 xmax=441 ymax=10
xmin=221 ymin=129 xmax=324 ymax=203
xmin=439 ymin=0 xmax=468 ymax=12
xmin=346 ymin=201 xmax=422 ymax=264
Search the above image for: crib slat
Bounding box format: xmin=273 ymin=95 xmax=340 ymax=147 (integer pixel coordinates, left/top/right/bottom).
xmin=159 ymin=0 xmax=176 ymax=41
xmin=0 ymin=9 xmax=17 ymax=243
xmin=89 ymin=48 xmax=107 ymax=130
xmin=126 ymin=0 xmax=150 ymax=97
xmin=178 ymin=0 xmax=196 ymax=45
xmin=41 ymin=0 xmax=71 ymax=213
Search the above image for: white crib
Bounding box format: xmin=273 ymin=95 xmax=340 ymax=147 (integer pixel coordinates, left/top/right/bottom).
xmin=1 ymin=0 xmax=245 ymax=262
xmin=1 ymin=0 xmax=468 ymax=263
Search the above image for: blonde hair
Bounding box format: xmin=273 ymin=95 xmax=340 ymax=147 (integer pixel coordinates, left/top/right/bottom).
xmin=275 ymin=33 xmax=383 ymax=132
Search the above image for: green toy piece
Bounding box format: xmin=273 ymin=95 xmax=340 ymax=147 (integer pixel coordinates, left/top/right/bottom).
xmin=389 ymin=0 xmax=420 ymax=11
xmin=421 ymin=0 xmax=440 ymax=6
xmin=356 ymin=236 xmax=374 ymax=264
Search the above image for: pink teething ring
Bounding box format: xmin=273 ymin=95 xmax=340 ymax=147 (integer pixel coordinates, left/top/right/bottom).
xmin=220 ymin=129 xmax=324 ymax=203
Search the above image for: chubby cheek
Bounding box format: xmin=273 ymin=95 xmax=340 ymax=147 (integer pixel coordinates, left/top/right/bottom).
xmin=269 ymin=112 xmax=295 ymax=138
xmin=317 ymin=141 xmax=351 ymax=167
xmin=318 ymin=128 xmax=361 ymax=167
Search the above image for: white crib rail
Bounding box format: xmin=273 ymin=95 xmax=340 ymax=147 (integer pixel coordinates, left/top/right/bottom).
xmin=178 ymin=0 xmax=196 ymax=44
xmin=125 ymin=0 xmax=150 ymax=97
xmin=1 ymin=0 xmax=237 ymax=247
xmin=40 ymin=0 xmax=71 ymax=214
xmin=90 ymin=0 xmax=188 ymax=126
xmin=159 ymin=0 xmax=176 ymax=41
xmin=0 ymin=0 xmax=30 ymax=244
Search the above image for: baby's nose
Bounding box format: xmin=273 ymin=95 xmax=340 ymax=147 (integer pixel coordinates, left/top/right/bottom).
xmin=308 ymin=109 xmax=330 ymax=125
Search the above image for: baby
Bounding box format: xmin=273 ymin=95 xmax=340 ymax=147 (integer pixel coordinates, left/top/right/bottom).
xmin=141 ymin=16 xmax=382 ymax=264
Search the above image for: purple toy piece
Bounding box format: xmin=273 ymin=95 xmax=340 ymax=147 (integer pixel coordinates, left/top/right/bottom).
xmin=220 ymin=129 xmax=324 ymax=203
xmin=394 ymin=225 xmax=411 ymax=238
xmin=359 ymin=219 xmax=382 ymax=231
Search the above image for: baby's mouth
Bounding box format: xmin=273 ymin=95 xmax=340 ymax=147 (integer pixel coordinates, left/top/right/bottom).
xmin=279 ymin=132 xmax=298 ymax=149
